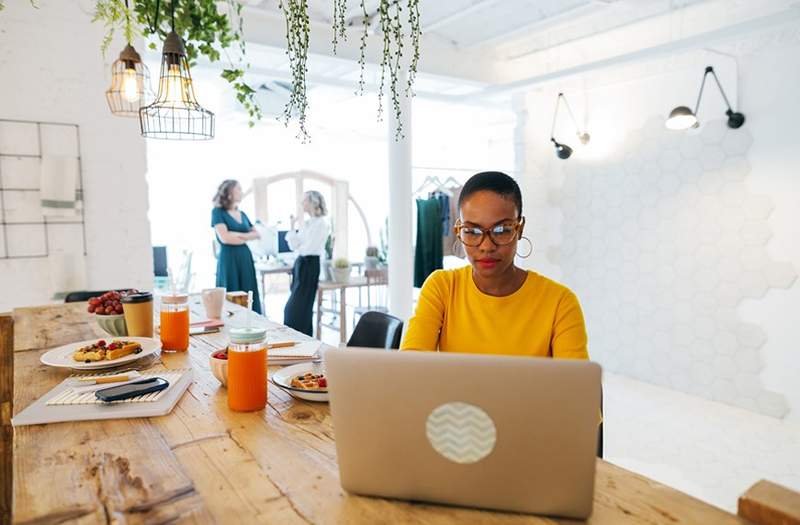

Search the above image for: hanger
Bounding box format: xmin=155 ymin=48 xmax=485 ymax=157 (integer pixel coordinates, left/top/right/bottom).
xmin=442 ymin=176 xmax=462 ymax=189
xmin=414 ymin=176 xmax=452 ymax=196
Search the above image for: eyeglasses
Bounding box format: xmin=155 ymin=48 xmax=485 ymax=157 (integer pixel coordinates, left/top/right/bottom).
xmin=454 ymin=219 xmax=524 ymax=247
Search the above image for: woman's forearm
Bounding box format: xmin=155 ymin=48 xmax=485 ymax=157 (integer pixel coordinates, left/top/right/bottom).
xmin=218 ymin=232 xmax=246 ymax=245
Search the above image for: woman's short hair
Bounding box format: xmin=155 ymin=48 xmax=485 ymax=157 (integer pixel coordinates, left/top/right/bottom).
xmin=213 ymin=179 xmax=239 ymax=209
xmin=305 ymin=190 xmax=328 ymax=217
xmin=458 ymin=171 xmax=523 ymax=218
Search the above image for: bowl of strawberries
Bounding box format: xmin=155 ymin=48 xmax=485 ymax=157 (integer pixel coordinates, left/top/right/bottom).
xmin=209 ymin=349 xmax=228 ymax=387
xmin=87 ymin=290 xmax=138 ymax=337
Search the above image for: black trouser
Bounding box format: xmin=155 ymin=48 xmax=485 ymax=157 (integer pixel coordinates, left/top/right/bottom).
xmin=283 ymin=255 xmax=320 ymax=336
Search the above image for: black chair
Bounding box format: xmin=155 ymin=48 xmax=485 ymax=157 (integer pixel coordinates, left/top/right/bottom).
xmin=64 ymin=289 xmax=134 ymax=303
xmin=346 ymin=311 xmax=403 ymax=350
xmin=597 ymin=388 xmax=604 ymax=458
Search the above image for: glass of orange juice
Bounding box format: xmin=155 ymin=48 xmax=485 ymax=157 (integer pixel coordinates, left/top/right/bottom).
xmin=227 ymin=327 xmax=267 ymax=412
xmin=160 ymin=293 xmax=189 ymax=352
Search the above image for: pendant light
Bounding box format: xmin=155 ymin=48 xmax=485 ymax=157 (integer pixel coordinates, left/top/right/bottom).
xmin=139 ymin=0 xmax=215 ymax=140
xmin=666 ymin=66 xmax=745 ymax=131
xmin=550 ymin=93 xmax=590 ymax=160
xmin=105 ymin=2 xmax=153 ymax=116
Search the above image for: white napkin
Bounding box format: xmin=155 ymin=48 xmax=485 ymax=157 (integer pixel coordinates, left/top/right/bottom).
xmin=68 ymin=371 xmax=143 ymax=394
xmin=40 ymin=155 xmax=78 ymax=217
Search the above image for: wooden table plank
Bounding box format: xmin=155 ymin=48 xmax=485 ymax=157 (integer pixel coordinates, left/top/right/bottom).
xmin=12 ymin=302 xmax=97 ymax=352
xmin=11 ymin=302 xmax=748 ymax=524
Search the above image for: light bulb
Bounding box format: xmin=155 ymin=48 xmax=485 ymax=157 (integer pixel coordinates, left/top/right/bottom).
xmin=161 ymin=64 xmax=186 ymax=105
xmin=121 ymin=68 xmax=140 ymax=103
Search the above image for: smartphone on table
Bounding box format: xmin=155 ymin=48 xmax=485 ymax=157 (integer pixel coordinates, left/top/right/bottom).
xmin=95 ymin=377 xmax=169 ymax=402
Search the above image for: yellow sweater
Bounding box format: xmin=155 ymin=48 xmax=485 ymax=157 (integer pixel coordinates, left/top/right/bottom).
xmin=401 ymin=265 xmax=589 ymax=359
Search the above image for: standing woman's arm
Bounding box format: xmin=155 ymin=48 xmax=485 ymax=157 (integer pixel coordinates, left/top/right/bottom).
xmin=212 ymin=208 xmax=246 ymax=245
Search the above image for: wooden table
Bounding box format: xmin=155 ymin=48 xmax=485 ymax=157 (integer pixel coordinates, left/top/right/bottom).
xmin=316 ymin=277 xmax=370 ymax=343
xmin=11 ymin=302 xmax=748 ymax=524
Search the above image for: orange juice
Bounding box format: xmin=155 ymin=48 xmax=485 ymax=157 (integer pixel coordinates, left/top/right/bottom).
xmin=160 ymin=309 xmax=189 ymax=351
xmin=227 ymin=327 xmax=268 ymax=412
xmin=228 ymin=347 xmax=267 ymax=411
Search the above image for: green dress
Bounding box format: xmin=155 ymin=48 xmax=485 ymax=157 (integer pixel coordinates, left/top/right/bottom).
xmin=211 ymin=207 xmax=262 ymax=314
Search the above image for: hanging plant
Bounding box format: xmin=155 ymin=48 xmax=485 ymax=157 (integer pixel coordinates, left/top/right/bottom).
xmin=92 ymin=0 xmax=262 ymax=126
xmin=93 ymin=0 xmax=140 ymax=54
xmin=282 ymin=0 xmax=422 ymax=141
xmin=279 ymin=0 xmax=311 ymax=142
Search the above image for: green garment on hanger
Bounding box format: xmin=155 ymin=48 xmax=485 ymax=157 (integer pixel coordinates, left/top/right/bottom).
xmin=414 ymin=197 xmax=443 ymax=288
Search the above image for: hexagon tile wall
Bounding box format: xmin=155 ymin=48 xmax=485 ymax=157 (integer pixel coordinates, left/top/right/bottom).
xmin=551 ymin=117 xmax=798 ymax=417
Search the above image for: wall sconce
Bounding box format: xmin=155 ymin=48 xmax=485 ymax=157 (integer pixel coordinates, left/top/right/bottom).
xmin=550 ymin=93 xmax=590 ymax=160
xmin=666 ymin=66 xmax=745 ymax=131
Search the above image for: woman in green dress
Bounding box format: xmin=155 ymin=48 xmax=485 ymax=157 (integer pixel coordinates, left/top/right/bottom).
xmin=211 ymin=180 xmax=262 ymax=314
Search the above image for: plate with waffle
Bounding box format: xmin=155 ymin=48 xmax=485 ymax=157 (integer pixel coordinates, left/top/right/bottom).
xmin=271 ymin=362 xmax=328 ymax=402
xmin=40 ymin=337 xmax=161 ymax=370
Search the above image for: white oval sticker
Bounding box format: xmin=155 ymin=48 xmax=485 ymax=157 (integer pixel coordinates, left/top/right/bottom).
xmin=426 ymin=402 xmax=497 ymax=464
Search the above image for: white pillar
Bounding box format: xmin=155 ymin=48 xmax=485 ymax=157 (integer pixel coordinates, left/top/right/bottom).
xmin=388 ymin=82 xmax=413 ymax=321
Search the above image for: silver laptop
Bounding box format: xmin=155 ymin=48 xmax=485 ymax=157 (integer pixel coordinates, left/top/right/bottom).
xmin=324 ymin=348 xmax=601 ymax=519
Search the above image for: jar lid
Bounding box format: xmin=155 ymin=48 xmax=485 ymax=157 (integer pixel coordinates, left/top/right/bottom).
xmin=161 ymin=293 xmax=188 ymax=304
xmin=229 ymin=327 xmax=267 ymax=344
xmin=121 ymin=291 xmax=153 ymax=304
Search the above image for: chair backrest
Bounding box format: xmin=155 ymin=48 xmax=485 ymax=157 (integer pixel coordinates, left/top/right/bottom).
xmin=346 ymin=311 xmax=403 ymax=350
xmin=64 ymin=289 xmax=134 ymax=303
xmin=0 ymin=315 xmax=13 ymax=523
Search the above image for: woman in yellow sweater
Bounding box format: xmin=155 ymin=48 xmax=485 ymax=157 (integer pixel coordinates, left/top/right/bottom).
xmin=401 ymin=171 xmax=588 ymax=359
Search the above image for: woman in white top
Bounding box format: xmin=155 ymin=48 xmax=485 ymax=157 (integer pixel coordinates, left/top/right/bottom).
xmin=283 ymin=191 xmax=330 ymax=335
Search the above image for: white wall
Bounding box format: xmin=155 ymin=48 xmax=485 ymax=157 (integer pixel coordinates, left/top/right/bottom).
xmin=0 ymin=0 xmax=152 ymax=312
xmin=515 ymin=24 xmax=800 ymax=420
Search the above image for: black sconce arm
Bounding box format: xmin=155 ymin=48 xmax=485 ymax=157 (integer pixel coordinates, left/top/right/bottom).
xmin=694 ymin=66 xmax=735 ymax=116
xmin=550 ymin=93 xmax=583 ymax=139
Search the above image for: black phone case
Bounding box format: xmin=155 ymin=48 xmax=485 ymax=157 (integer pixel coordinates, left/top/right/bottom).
xmin=95 ymin=377 xmax=169 ymax=402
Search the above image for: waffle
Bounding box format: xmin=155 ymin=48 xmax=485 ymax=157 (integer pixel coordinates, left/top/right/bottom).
xmin=290 ymin=372 xmax=327 ymax=390
xmin=73 ymin=340 xmax=142 ymax=363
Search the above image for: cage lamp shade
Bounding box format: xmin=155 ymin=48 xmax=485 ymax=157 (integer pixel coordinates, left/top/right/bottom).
xmin=106 ymin=44 xmax=152 ymax=117
xmin=139 ymin=31 xmax=215 ymax=140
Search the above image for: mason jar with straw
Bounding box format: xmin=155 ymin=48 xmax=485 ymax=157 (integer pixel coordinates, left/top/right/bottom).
xmin=227 ymin=292 xmax=268 ymax=411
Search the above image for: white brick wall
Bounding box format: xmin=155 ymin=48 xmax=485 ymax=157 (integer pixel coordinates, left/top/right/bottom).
xmin=515 ymin=30 xmax=800 ymax=420
xmin=0 ymin=0 xmax=152 ymax=312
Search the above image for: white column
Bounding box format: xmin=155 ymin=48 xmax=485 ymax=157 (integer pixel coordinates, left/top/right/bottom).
xmin=388 ymin=81 xmax=413 ymax=321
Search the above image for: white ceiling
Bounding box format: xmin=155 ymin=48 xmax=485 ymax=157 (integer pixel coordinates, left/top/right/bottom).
xmin=230 ymin=0 xmax=800 ymax=104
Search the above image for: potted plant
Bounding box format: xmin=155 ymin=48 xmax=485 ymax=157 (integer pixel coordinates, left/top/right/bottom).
xmin=364 ymin=246 xmax=380 ymax=270
xmin=331 ymin=258 xmax=351 ymax=283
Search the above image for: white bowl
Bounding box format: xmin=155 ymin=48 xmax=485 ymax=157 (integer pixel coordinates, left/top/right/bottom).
xmin=209 ymin=352 xmax=228 ymax=387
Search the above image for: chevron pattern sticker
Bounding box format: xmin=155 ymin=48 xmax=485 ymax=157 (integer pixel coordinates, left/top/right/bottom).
xmin=426 ymin=402 xmax=497 ymax=464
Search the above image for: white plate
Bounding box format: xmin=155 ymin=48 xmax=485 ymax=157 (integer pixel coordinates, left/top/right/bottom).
xmin=40 ymin=337 xmax=161 ymax=370
xmin=271 ymin=362 xmax=328 ymax=402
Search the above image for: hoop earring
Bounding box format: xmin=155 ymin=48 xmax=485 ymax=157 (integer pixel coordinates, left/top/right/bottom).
xmin=516 ymin=237 xmax=533 ymax=258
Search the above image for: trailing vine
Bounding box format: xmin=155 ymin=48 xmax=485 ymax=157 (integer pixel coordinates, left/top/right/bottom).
xmin=92 ymin=0 xmax=262 ymax=126
xmin=406 ymin=0 xmax=421 ymax=96
xmin=356 ymin=0 xmax=369 ymax=96
xmin=279 ymin=0 xmax=311 ymax=142
xmin=331 ymin=0 xmax=348 ymax=54
xmin=377 ymin=0 xmax=405 ymax=139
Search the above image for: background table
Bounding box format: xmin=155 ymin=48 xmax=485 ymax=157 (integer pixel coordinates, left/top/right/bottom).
xmin=316 ymin=277 xmax=370 ymax=343
xmin=11 ymin=301 xmax=748 ymax=524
